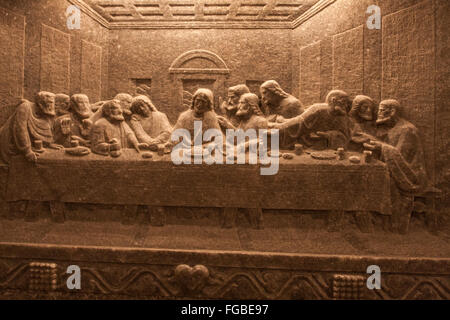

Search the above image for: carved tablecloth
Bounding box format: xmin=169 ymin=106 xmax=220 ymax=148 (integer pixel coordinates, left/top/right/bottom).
xmin=5 ymin=150 xmax=392 ymax=214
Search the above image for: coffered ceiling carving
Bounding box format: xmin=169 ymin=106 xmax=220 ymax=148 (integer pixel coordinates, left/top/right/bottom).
xmin=70 ymin=0 xmax=336 ymax=29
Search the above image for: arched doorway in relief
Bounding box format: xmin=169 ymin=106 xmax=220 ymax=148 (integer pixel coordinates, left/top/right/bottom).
xmin=169 ymin=50 xmax=230 ymax=115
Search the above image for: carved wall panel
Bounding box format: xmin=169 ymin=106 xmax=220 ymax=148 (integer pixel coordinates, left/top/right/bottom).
xmin=332 ymin=25 xmax=364 ymax=99
xmin=382 ymin=0 xmax=436 ymax=179
xmin=319 ymin=37 xmax=333 ymax=102
xmin=40 ymin=24 xmax=70 ymax=94
xmin=363 ymin=27 xmax=382 ymax=103
xmin=434 ymin=0 xmax=450 ymax=198
xmin=81 ymin=40 xmax=102 ymax=103
xmin=131 ymin=78 xmax=152 ymax=97
xmin=299 ymin=42 xmax=321 ymax=106
xmin=0 ymin=8 xmax=25 ymax=110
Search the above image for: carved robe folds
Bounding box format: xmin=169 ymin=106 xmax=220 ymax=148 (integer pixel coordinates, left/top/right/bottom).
xmin=172 ymin=110 xmax=222 ymax=144
xmin=129 ymin=111 xmax=172 ymax=145
xmin=377 ymin=118 xmax=427 ymax=194
xmin=280 ymin=104 xmax=352 ymax=150
xmin=0 ymin=100 xmax=54 ymax=164
xmin=90 ymin=118 xmax=139 ymax=155
xmin=377 ymin=118 xmax=427 ymax=233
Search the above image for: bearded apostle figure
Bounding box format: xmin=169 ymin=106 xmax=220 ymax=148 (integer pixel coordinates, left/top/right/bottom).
xmin=364 ymin=99 xmax=427 ymax=233
xmin=0 ymin=91 xmax=63 ymax=164
xmin=53 ymin=94 xmax=93 ymax=147
xmin=90 ymin=100 xmax=147 ymax=157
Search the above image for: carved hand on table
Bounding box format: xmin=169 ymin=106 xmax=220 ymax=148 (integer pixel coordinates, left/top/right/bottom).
xmin=46 ymin=143 xmax=64 ymax=150
xmin=143 ymin=137 xmax=161 ymax=150
xmin=217 ymin=115 xmax=235 ymax=130
xmin=137 ymin=143 xmax=149 ymax=152
xmin=364 ymin=140 xmax=385 ymax=152
xmin=81 ymin=119 xmax=93 ymax=137
xmin=71 ymin=135 xmax=90 ymax=147
xmin=25 ymin=151 xmax=38 ymax=162
xmin=163 ymin=141 xmax=174 ymax=152
xmin=315 ymin=131 xmax=331 ymax=141
xmin=352 ymin=132 xmax=375 ymax=144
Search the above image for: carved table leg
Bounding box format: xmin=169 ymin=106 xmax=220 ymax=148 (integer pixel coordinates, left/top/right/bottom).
xmin=8 ymin=200 xmax=28 ymax=220
xmin=122 ymin=205 xmax=138 ymax=225
xmin=222 ymin=207 xmax=237 ymax=229
xmin=381 ymin=215 xmax=392 ymax=232
xmin=354 ymin=211 xmax=374 ymax=233
xmin=136 ymin=205 xmax=150 ymax=224
xmin=327 ymin=210 xmax=345 ymax=232
xmin=49 ymin=201 xmax=66 ymax=223
xmin=247 ymin=208 xmax=263 ymax=230
xmin=149 ymin=206 xmax=166 ymax=227
xmin=397 ymin=195 xmax=414 ymax=235
xmin=25 ymin=201 xmax=41 ymax=222
xmin=425 ymin=196 xmax=438 ymax=234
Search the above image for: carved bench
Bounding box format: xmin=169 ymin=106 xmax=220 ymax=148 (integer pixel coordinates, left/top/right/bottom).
xmin=413 ymin=186 xmax=443 ymax=233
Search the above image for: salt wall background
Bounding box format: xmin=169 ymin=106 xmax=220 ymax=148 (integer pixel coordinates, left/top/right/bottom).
xmin=291 ymin=0 xmax=450 ymax=199
xmin=0 ymin=0 xmax=108 ymax=114
xmin=107 ymin=28 xmax=293 ymax=124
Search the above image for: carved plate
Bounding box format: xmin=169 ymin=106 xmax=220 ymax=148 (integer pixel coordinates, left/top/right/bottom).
xmin=310 ymin=150 xmax=337 ymax=160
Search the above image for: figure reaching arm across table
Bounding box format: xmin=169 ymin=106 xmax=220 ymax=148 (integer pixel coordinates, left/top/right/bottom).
xmin=268 ymin=90 xmax=353 ymax=150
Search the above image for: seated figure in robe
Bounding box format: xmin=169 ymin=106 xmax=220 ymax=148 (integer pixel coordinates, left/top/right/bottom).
xmin=0 ymin=91 xmax=63 ymax=163
xmin=128 ymin=95 xmax=172 ymax=149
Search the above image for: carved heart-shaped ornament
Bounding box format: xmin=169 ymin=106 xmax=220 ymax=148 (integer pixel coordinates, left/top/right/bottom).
xmin=174 ymin=264 xmax=209 ymax=292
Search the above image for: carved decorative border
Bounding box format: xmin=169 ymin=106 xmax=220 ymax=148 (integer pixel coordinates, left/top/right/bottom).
xmin=0 ymin=242 xmax=449 ymax=299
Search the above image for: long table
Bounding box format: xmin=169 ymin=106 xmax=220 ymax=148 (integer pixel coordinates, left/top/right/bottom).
xmin=5 ymin=149 xmax=392 ymax=227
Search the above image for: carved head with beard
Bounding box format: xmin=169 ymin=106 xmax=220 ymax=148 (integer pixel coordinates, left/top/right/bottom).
xmin=376 ymin=99 xmax=401 ymax=127
xmin=102 ymin=100 xmax=125 ymax=123
xmin=114 ymin=93 xmax=133 ymax=113
xmin=236 ymin=93 xmax=263 ymax=120
xmin=55 ymin=94 xmax=70 ymax=116
xmin=35 ymin=91 xmax=56 ymax=117
xmin=70 ymin=94 xmax=92 ymax=119
xmin=325 ymin=90 xmax=352 ymax=116
xmin=226 ymin=84 xmax=250 ymax=113
xmin=191 ymin=88 xmax=214 ymax=117
xmin=349 ymin=95 xmax=377 ymax=122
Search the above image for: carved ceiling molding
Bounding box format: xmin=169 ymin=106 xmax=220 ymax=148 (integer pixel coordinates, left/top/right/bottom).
xmin=169 ymin=49 xmax=230 ymax=75
xmin=68 ymin=0 xmax=336 ymax=30
xmin=292 ymin=0 xmax=337 ymax=29
xmin=67 ymin=0 xmax=110 ymax=28
xmin=109 ymin=20 xmax=292 ymax=29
